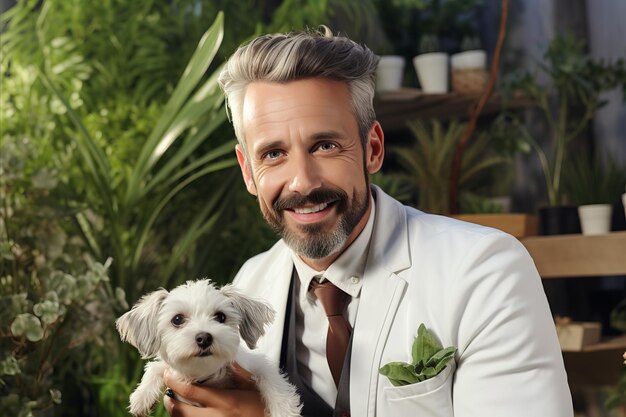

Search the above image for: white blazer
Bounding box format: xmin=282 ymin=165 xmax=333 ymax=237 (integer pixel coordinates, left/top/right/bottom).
xmin=233 ymin=186 xmax=573 ymax=417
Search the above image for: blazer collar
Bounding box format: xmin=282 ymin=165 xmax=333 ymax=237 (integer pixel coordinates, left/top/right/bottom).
xmin=368 ymin=184 xmax=412 ymax=274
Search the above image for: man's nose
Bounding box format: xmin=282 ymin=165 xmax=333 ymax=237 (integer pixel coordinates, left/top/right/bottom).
xmin=287 ymin=155 xmax=322 ymax=195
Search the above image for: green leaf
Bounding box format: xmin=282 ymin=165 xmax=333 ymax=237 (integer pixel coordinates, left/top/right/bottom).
xmin=10 ymin=313 xmax=44 ymax=342
xmin=380 ymin=323 xmax=456 ymax=386
xmin=412 ymin=323 xmax=443 ymax=365
xmin=379 ymin=362 xmax=421 ymax=387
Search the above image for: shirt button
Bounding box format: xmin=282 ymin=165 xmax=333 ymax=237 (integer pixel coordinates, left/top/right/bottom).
xmin=350 ymin=275 xmax=360 ymax=284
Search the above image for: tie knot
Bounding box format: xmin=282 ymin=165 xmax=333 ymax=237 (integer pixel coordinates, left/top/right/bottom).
xmin=311 ymin=278 xmax=349 ymax=317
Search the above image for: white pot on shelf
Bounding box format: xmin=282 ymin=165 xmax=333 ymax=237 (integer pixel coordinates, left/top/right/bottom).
xmin=450 ymin=50 xmax=487 ymax=69
xmin=375 ymin=55 xmax=405 ymax=92
xmin=450 ymin=49 xmax=488 ymax=93
xmin=578 ymin=204 xmax=612 ymax=235
xmin=412 ymin=52 xmax=449 ymax=94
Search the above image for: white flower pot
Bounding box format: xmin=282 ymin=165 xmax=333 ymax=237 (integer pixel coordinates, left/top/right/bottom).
xmin=412 ymin=52 xmax=449 ymax=93
xmin=578 ymin=204 xmax=612 ymax=235
xmin=450 ymin=50 xmax=488 ymax=93
xmin=450 ymin=50 xmax=487 ymax=70
xmin=375 ymin=55 xmax=405 ymax=92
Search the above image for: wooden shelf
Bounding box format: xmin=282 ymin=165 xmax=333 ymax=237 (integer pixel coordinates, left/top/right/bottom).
xmin=521 ymin=232 xmax=626 ymax=279
xmin=451 ymin=214 xmax=537 ymax=238
xmin=374 ymin=89 xmax=533 ymax=131
xmin=577 ymin=335 xmax=626 ymax=353
xmin=562 ymin=336 xmax=626 ymax=386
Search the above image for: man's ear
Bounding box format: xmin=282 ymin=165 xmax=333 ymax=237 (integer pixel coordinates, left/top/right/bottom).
xmin=365 ymin=121 xmax=385 ymax=174
xmin=235 ymin=144 xmax=257 ymax=196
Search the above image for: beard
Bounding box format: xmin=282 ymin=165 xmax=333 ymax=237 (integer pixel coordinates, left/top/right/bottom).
xmin=262 ymin=185 xmax=369 ymax=259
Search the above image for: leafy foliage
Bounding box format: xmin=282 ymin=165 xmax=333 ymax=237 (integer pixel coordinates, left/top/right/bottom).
xmin=505 ymin=34 xmax=626 ymax=206
xmin=562 ymin=154 xmax=626 ymax=206
xmin=0 ymin=134 xmax=126 ymax=417
xmin=390 ymin=119 xmax=508 ymax=214
xmin=379 ymin=323 xmax=456 ymax=386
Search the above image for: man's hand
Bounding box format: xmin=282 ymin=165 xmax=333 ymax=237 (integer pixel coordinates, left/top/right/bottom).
xmin=163 ymin=364 xmax=266 ymax=417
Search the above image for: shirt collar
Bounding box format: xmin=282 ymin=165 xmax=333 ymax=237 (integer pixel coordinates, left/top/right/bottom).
xmin=291 ymin=194 xmax=376 ymax=299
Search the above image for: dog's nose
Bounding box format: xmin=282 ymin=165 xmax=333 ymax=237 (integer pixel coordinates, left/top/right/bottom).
xmin=195 ymin=332 xmax=212 ymax=349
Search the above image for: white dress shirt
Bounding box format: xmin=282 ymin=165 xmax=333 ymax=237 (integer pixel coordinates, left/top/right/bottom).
xmin=291 ymin=196 xmax=376 ymax=407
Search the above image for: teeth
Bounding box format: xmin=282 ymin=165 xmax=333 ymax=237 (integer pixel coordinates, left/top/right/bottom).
xmin=294 ymin=202 xmax=328 ymax=214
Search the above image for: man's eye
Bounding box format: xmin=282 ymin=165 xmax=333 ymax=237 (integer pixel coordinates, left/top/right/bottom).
xmin=318 ymin=143 xmax=337 ymax=151
xmin=171 ymin=314 xmax=186 ymax=326
xmin=214 ymin=312 xmax=226 ymax=323
xmin=263 ymin=150 xmax=282 ymax=160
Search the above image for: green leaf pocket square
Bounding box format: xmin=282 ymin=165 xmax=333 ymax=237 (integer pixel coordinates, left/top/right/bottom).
xmin=379 ymin=323 xmax=457 ymax=386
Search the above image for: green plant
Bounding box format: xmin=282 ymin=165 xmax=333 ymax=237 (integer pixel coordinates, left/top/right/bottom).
xmin=460 ymin=35 xmax=481 ymax=51
xmin=0 ymin=133 xmax=127 ymax=417
xmin=507 ymin=34 xmax=626 ymax=206
xmin=268 ymin=0 xmax=378 ymax=37
xmin=563 ymin=154 xmax=626 ymax=206
xmin=459 ymin=193 xmax=505 ymax=214
xmin=39 ymin=12 xmax=236 ymax=301
xmin=369 ymin=171 xmax=414 ymax=205
xmin=1 ymin=3 xmax=241 ymax=413
xmin=392 ymin=119 xmax=507 ymax=214
xmin=419 ymin=34 xmax=440 ymax=54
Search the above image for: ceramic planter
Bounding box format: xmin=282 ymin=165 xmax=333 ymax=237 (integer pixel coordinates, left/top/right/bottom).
xmin=578 ymin=204 xmax=612 ymax=235
xmin=375 ymin=55 xmax=405 ymax=92
xmin=450 ymin=49 xmax=488 ymax=93
xmin=412 ymin=52 xmax=449 ymax=93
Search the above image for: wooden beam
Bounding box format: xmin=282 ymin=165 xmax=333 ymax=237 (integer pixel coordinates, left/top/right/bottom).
xmin=521 ymin=232 xmax=626 ymax=278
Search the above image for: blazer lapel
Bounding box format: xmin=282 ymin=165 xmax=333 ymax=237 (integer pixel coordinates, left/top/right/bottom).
xmin=242 ymin=243 xmax=294 ymax=365
xmin=350 ymin=186 xmax=412 ymax=417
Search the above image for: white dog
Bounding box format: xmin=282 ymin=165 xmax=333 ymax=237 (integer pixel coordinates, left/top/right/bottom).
xmin=116 ymin=279 xmax=302 ymax=417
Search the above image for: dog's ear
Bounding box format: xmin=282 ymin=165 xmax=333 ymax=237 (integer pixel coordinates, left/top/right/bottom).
xmin=221 ymin=284 xmax=275 ymax=349
xmin=116 ymin=289 xmax=168 ymax=358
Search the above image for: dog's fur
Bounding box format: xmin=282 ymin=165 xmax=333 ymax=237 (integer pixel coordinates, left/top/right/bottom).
xmin=116 ymin=279 xmax=302 ymax=417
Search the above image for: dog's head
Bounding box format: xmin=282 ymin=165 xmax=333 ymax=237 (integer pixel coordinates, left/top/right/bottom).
xmin=116 ymin=279 xmax=274 ymax=379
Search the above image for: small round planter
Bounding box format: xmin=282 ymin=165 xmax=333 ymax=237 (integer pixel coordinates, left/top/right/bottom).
xmin=578 ymin=204 xmax=612 ymax=235
xmin=412 ymin=52 xmax=449 ymax=94
xmin=450 ymin=50 xmax=488 ymax=93
xmin=375 ymin=55 xmax=405 ymax=92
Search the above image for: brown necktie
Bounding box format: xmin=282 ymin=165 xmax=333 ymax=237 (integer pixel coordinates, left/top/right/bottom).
xmin=311 ymin=278 xmax=352 ymax=386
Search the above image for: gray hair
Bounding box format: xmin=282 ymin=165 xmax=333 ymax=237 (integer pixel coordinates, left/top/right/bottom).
xmin=218 ymin=26 xmax=379 ymax=153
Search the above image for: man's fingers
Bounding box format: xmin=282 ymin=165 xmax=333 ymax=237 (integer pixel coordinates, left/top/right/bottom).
xmin=164 ymin=370 xmax=225 ymax=406
xmin=230 ymin=363 xmax=257 ymax=390
xmin=164 ymin=394 xmax=213 ymax=417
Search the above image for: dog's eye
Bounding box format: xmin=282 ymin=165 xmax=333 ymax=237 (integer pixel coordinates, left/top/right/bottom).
xmin=171 ymin=314 xmax=186 ymax=326
xmin=214 ymin=312 xmax=226 ymax=323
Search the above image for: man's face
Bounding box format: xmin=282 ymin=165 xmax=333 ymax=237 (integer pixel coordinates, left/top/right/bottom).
xmin=235 ymin=78 xmax=384 ymax=269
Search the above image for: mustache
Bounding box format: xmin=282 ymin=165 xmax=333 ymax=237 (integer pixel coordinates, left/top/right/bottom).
xmin=273 ymin=188 xmax=348 ymax=211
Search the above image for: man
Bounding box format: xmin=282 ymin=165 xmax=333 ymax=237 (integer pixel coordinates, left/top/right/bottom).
xmin=165 ymin=27 xmax=573 ymax=417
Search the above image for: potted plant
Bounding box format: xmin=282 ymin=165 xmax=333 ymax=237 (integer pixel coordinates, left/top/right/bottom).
xmin=412 ymin=34 xmax=449 ymax=93
xmin=391 ymin=118 xmax=507 ymax=214
xmin=563 ymin=154 xmax=626 ymax=235
xmin=507 ymin=34 xmax=626 ymax=234
xmin=376 ymin=55 xmax=406 ymax=92
xmin=450 ymin=35 xmax=488 ymax=93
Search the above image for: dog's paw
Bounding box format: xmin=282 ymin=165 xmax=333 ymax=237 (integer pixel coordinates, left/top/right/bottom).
xmin=129 ymin=390 xmax=157 ymax=417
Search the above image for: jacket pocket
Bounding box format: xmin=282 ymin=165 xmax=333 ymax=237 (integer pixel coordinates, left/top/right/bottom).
xmin=378 ymin=362 xmax=455 ymax=416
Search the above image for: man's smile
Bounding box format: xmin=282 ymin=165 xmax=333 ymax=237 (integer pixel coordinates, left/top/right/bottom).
xmin=285 ymin=201 xmax=337 ymax=224
xmin=293 ymin=202 xmax=329 ymax=214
